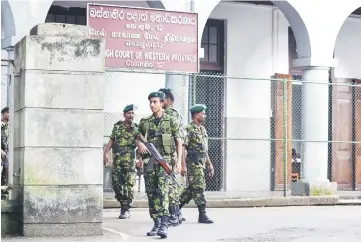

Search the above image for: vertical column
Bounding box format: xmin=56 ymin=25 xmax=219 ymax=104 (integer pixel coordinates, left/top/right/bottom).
xmin=301 ymin=67 xmax=330 ymax=182
xmin=5 ymin=47 xmax=15 ymax=200
xmin=165 ymin=74 xmax=189 ymax=125
xmin=14 ymin=23 xmax=105 ymax=236
xmin=292 ymin=66 xmax=337 ymax=196
xmin=163 ymin=0 xmax=195 ymax=125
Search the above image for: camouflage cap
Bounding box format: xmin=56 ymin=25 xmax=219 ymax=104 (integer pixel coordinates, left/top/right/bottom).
xmin=148 ymin=91 xmax=165 ymax=100
xmin=189 ymin=104 xmax=207 ymax=113
xmin=123 ymin=104 xmax=135 ymax=113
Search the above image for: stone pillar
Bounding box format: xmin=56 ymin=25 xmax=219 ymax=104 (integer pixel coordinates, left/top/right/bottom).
xmin=13 ymin=23 xmax=105 ymax=237
xmin=292 ymin=67 xmax=337 ymax=196
xmin=165 ymin=74 xmax=189 ymax=125
xmin=5 ymin=46 xmax=16 ymax=200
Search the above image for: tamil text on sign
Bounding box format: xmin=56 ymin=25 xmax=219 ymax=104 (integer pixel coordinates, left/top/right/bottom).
xmin=87 ymin=4 xmax=198 ymax=72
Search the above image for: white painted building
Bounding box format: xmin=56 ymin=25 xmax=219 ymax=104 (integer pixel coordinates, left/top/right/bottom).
xmin=2 ymin=0 xmax=361 ymax=194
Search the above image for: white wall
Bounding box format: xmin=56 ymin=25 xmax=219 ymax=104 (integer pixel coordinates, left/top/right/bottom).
xmin=161 ymin=0 xmax=189 ymax=12
xmin=334 ymin=16 xmax=361 ymax=79
xmin=209 ymin=3 xmax=289 ymax=192
xmin=1 ymin=50 xmax=8 ymax=59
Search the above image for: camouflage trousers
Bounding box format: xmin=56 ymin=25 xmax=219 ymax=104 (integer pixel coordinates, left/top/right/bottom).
xmin=143 ymin=157 xmax=171 ymax=219
xmin=179 ymin=162 xmax=206 ymax=206
xmin=168 ymin=152 xmax=186 ymax=206
xmin=111 ymin=165 xmax=136 ymax=207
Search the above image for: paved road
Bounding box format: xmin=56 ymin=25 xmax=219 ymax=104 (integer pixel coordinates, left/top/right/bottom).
xmin=4 ymin=206 xmax=361 ymax=241
xmin=103 ymin=206 xmax=361 ymax=242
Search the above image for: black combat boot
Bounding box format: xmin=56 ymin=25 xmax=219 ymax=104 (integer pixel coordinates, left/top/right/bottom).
xmin=197 ymin=204 xmax=214 ymax=224
xmin=167 ymin=205 xmax=179 ymax=227
xmin=147 ymin=217 xmax=161 ymax=236
xmin=179 ymin=202 xmax=186 ymax=222
xmin=118 ymin=205 xmax=125 ymax=219
xmin=157 ymin=216 xmax=169 ymax=239
xmin=175 ymin=205 xmax=182 ymax=224
xmin=119 ymin=204 xmax=131 ymax=219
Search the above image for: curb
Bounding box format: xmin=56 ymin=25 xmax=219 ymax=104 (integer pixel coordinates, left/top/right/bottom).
xmin=103 ymin=195 xmax=340 ymax=208
xmin=337 ymin=199 xmax=361 ymax=206
xmin=339 ymin=196 xmax=361 ymax=200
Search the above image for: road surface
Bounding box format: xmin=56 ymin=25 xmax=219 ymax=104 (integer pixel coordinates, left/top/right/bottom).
xmin=4 ymin=206 xmax=361 ymax=241
xmin=103 ymin=206 xmax=361 ymax=242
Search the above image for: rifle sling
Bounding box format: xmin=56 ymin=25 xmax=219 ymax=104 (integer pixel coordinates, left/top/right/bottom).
xmin=147 ymin=156 xmax=156 ymax=172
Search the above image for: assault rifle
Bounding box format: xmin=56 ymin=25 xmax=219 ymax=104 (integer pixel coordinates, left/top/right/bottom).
xmin=138 ymin=136 xmax=180 ymax=187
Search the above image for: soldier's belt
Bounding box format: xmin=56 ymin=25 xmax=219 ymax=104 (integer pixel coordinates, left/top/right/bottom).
xmin=186 ymin=148 xmax=207 ymax=158
xmin=123 ymin=167 xmax=136 ymax=172
xmin=113 ymin=146 xmax=135 ymax=153
xmin=148 ymin=130 xmax=163 ymax=138
xmin=186 ymin=149 xmax=206 ymax=165
xmin=113 ymin=165 xmax=136 ymax=172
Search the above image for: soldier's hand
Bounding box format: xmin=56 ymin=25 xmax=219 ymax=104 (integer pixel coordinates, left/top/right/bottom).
xmin=208 ymin=165 xmax=214 ymax=178
xmin=138 ymin=143 xmax=150 ymax=154
xmin=173 ymin=165 xmax=181 ymax=174
xmin=181 ymin=167 xmax=187 ymax=177
xmin=103 ymin=153 xmax=109 ymax=166
xmin=136 ymin=160 xmax=143 ymax=168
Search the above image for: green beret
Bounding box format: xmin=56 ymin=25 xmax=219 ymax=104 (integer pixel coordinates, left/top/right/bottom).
xmin=148 ymin=91 xmax=165 ymax=100
xmin=189 ymin=104 xmax=206 ymax=113
xmin=1 ymin=107 xmax=9 ymax=114
xmin=123 ymin=104 xmax=135 ymax=113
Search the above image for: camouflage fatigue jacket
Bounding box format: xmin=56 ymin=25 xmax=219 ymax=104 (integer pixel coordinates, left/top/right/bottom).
xmin=164 ymin=106 xmax=182 ymax=124
xmin=138 ymin=113 xmax=180 ymax=161
xmin=1 ymin=121 xmax=9 ymax=153
xmin=110 ymin=121 xmax=139 ymax=166
xmin=164 ymin=106 xmax=186 ymax=142
xmin=184 ymin=122 xmax=209 ymax=167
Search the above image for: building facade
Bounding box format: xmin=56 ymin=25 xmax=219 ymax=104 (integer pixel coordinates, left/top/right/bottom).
xmin=2 ymin=0 xmax=361 ymax=193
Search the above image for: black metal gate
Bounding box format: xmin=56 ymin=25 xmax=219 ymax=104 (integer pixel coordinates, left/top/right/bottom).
xmin=190 ymin=72 xmax=226 ymax=191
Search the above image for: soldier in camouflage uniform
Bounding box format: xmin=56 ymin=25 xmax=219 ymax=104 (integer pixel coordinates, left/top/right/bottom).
xmin=178 ymin=104 xmax=214 ymax=224
xmin=136 ymin=91 xmax=182 ymax=239
xmin=1 ymin=107 xmax=9 ymax=185
xmin=158 ymin=88 xmax=186 ymax=226
xmin=104 ymin=104 xmax=139 ymax=219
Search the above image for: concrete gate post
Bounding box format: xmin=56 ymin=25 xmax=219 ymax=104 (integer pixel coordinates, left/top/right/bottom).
xmin=13 ymin=23 xmax=105 ymax=237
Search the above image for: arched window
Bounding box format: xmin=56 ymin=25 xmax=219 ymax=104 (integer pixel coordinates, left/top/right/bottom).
xmin=45 ymin=6 xmax=86 ymax=25
xmin=200 ymin=19 xmax=225 ymax=72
